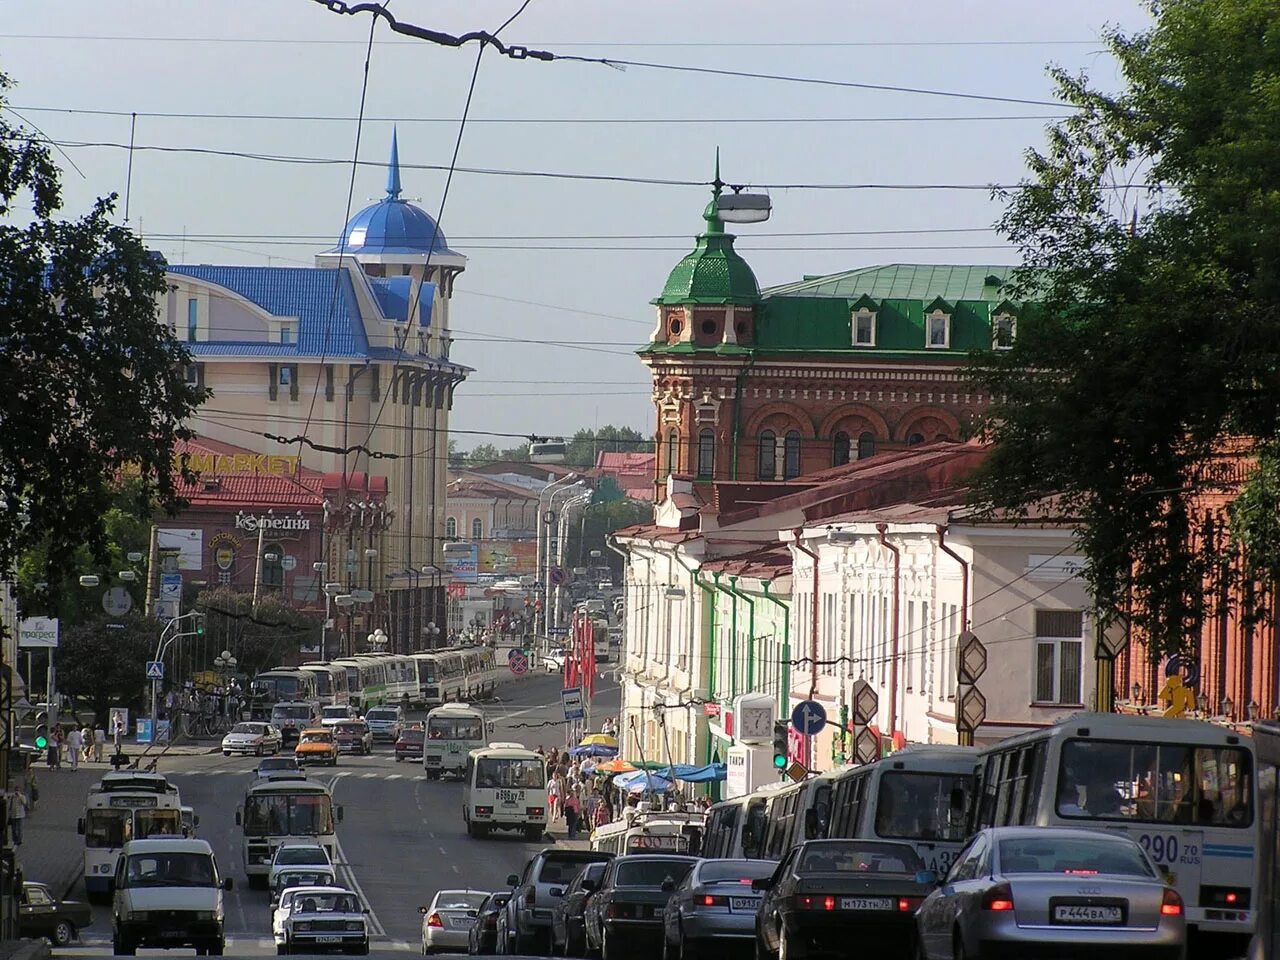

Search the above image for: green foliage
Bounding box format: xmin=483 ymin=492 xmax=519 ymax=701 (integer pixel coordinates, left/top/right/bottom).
xmin=0 ymin=71 xmax=206 ymax=610
xmin=194 ymin=587 xmax=323 ymax=678
xmin=564 ymin=426 xmax=651 ymax=468
xmin=969 ymin=0 xmax=1280 ymax=660
xmin=466 ymin=442 xmax=530 ymax=466
xmin=566 ymin=496 xmax=653 ymax=577
xmin=55 ymin=615 xmax=162 ymax=724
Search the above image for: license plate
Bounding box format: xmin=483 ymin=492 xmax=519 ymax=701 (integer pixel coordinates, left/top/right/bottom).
xmin=839 ymin=897 xmax=893 ymax=911
xmin=161 ymin=930 xmax=185 ymax=939
xmin=652 ymin=907 xmax=664 ymax=918
xmin=730 ymin=898 xmax=759 ymax=912
xmin=315 ymin=936 xmax=341 ymax=943
xmin=450 ymin=918 xmax=473 ymax=928
xmin=1053 ymin=905 xmax=1123 ymax=925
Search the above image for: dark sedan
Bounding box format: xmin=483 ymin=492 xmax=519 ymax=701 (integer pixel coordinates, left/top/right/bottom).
xmin=332 ymin=720 xmax=373 ymax=755
xmin=19 ymin=881 xmax=92 ymax=946
xmin=663 ymin=858 xmax=778 ymax=959
xmin=551 ymin=861 xmax=608 ymax=957
xmin=754 ymin=839 xmax=935 ymax=959
xmin=395 ymin=727 xmax=425 ymax=762
xmin=584 ymin=855 xmax=698 ymax=960
xmin=468 ymin=892 xmax=510 ymax=955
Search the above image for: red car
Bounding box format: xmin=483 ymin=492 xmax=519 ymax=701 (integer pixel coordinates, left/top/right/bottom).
xmin=395 ymin=727 xmax=425 ymax=762
xmin=332 ymin=720 xmax=373 ymax=755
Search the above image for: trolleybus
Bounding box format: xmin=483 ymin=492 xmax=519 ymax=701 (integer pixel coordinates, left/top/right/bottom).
xmin=78 ymin=772 xmax=183 ymax=899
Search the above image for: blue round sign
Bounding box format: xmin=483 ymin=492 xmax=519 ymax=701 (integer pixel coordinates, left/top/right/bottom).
xmin=791 ymin=700 xmax=827 ymax=737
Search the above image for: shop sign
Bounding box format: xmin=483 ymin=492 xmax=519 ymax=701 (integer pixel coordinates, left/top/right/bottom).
xmin=234 ymin=512 xmax=311 ymax=533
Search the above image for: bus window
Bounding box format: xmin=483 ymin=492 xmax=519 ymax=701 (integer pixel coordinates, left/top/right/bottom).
xmin=875 ymin=772 xmax=972 ymax=842
xmin=245 ymin=794 xmax=334 ymax=835
xmin=475 ymin=757 xmax=545 ymax=790
xmin=85 ymin=809 xmax=130 ymax=848
xmin=428 ymin=717 xmax=484 ymax=740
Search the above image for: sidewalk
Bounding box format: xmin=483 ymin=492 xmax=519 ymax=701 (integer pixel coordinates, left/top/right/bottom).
xmin=18 ymin=763 xmax=94 ymax=900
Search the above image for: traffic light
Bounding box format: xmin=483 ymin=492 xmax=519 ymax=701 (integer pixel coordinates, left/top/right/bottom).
xmin=193 ymin=613 xmax=206 ymax=636
xmin=772 ymin=720 xmax=789 ymax=770
xmin=33 ymin=710 xmax=49 ymax=751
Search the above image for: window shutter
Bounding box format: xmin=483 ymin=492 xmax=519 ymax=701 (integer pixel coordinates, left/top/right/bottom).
xmin=370 ymin=365 xmax=381 ymax=401
xmin=325 ymin=365 xmax=335 ymax=401
xmin=289 ymin=365 xmax=299 ymax=401
xmin=269 ymin=364 xmax=279 ymax=401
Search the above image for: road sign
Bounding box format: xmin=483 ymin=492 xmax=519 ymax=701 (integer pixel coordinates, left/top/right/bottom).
xmin=102 ymin=587 xmax=133 ymax=617
xmin=549 ymin=567 xmax=567 ymax=586
xmin=281 ymin=555 xmax=298 ymax=572
xmin=159 ymin=573 xmax=182 ymax=601
xmin=548 ymin=627 xmax=569 ymax=637
xmin=853 ymin=727 xmax=880 ymax=765
xmin=154 ymin=599 xmax=180 ymax=621
xmin=509 ymin=651 xmax=530 ymax=676
xmin=109 ymin=708 xmax=129 ymax=737
xmin=791 ymin=700 xmax=827 ymax=737
xmin=957 ymin=631 xmax=988 ymax=685
xmin=145 ymin=660 xmax=165 ymax=680
xmin=956 ymin=686 xmax=988 ymax=733
xmin=785 ymin=760 xmax=809 ymax=784
xmin=850 ymin=679 xmax=878 ymax=726
xmin=561 ymin=687 xmax=585 ymax=721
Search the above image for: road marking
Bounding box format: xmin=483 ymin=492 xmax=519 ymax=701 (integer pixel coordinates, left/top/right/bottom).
xmin=326 ymin=777 xmax=387 ymax=938
xmin=451 ymin=864 xmax=460 ymax=873
xmin=360 ymin=772 xmax=377 ymax=778
xmin=438 ymin=846 xmax=447 ymax=855
xmin=386 ymin=774 xmax=403 ymax=780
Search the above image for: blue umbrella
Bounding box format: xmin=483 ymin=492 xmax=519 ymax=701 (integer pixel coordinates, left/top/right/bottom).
xmin=569 ymin=743 xmax=618 ymax=759
xmin=612 ymin=770 xmax=674 ymax=794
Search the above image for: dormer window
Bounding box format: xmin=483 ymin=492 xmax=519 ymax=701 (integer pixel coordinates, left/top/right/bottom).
xmin=280 ymin=323 xmax=295 ymax=345
xmin=852 ymin=308 xmax=876 ymax=347
xmin=993 ymin=313 xmax=1016 ymax=350
xmin=926 ymin=309 xmax=951 ymax=349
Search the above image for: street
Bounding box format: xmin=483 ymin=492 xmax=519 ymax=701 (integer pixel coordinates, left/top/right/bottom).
xmin=52 ymin=671 xmax=619 ymax=958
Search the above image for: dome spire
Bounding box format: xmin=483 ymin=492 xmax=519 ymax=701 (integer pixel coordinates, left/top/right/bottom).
xmin=703 ymin=147 xmax=725 ymax=236
xmin=386 ymin=127 xmax=403 ymax=199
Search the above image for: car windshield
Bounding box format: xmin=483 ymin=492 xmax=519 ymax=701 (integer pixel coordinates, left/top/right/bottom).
xmin=436 ymin=892 xmax=488 ymax=910
xmin=277 ymin=872 xmax=332 ymax=891
xmin=875 ymin=772 xmax=972 ymax=842
xmin=230 ymin=723 xmax=260 ymax=735
xmin=245 ymin=794 xmax=335 ymax=836
xmin=292 ymin=892 xmax=359 ymax=913
xmin=273 ymin=706 xmax=313 ymax=720
xmin=476 ymin=757 xmax=545 ymax=789
xmin=400 ymin=729 xmax=425 ymax=743
xmin=254 ymin=676 xmax=303 ymax=700
xmin=798 ymin=842 xmax=924 ymax=875
xmin=614 ymin=860 xmax=695 ymax=888
xmin=1057 ymin=740 xmax=1253 ymax=826
xmin=538 ymin=858 xmax=607 ymax=885
xmin=334 ymin=724 xmax=364 ymax=736
xmin=698 ymin=860 xmax=777 ymax=883
xmin=258 ymin=759 xmax=299 ymax=772
xmin=999 ymin=836 xmax=1154 ymax=877
xmin=366 ymin=710 xmax=397 ymax=722
xmin=278 ymin=846 xmax=327 ymax=865
xmin=126 ymin=852 xmax=216 ymax=887
xmin=322 ymin=707 xmax=349 ymax=719
xmin=299 ymin=732 xmax=332 ymax=744
xmin=428 ymin=717 xmax=485 ymax=740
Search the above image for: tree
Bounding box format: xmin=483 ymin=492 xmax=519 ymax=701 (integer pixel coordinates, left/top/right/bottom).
xmin=194 ymin=587 xmax=322 ymax=679
xmin=565 ymin=495 xmax=652 ymax=578
xmin=56 ymin=615 xmax=161 ymax=724
xmin=564 ymin=425 xmax=651 ymax=468
xmin=968 ymin=0 xmax=1280 ymax=659
xmin=0 ymin=72 xmax=205 ymax=609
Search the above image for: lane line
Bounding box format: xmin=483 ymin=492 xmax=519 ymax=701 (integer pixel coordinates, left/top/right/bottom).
xmin=326 ymin=776 xmax=387 ymax=938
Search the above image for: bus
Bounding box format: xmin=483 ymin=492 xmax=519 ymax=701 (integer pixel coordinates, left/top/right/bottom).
xmin=362 ymin=653 xmax=417 ymax=704
xmin=298 ymin=662 xmax=351 ymax=707
xmin=1250 ymin=718 xmax=1279 ymax=960
xmin=590 ymin=807 xmax=705 ymax=856
xmin=330 ymin=656 xmax=387 ymax=711
xmin=236 ymin=773 xmax=343 ymax=888
xmin=823 ymin=745 xmax=977 ymax=876
xmin=462 ymin=743 xmax=548 ymax=840
xmin=460 ymin=646 xmax=499 ymax=700
xmin=701 ymin=794 xmax=755 ymax=860
xmin=78 ymin=772 xmax=183 ymax=899
xmin=423 ymin=703 xmax=489 ymax=780
xmin=971 ymin=712 xmax=1256 ymax=953
xmin=248 ymin=668 xmax=319 ymax=720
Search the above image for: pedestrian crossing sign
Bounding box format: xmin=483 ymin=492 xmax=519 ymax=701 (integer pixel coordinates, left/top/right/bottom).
xmin=146 ymin=660 xmax=165 ymax=680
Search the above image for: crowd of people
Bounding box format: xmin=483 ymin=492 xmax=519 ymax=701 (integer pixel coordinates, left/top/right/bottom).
xmin=41 ymin=722 xmax=109 ymax=772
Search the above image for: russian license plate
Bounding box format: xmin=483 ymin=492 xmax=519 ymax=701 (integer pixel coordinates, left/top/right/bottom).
xmin=1053 ymin=904 xmax=1123 ymax=925
xmin=839 ymin=897 xmax=893 ymax=911
xmin=161 ymin=930 xmax=185 ymax=940
xmin=315 ymin=936 xmax=341 ymax=943
xmin=730 ymin=898 xmax=759 ymax=912
xmin=652 ymin=907 xmax=664 ymax=918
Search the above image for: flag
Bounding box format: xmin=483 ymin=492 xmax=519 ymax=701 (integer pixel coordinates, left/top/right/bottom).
xmin=564 ymin=612 xmax=579 ymax=689
xmin=583 ymin=616 xmax=597 ymax=700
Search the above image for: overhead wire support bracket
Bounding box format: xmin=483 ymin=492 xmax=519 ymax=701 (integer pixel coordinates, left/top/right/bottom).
xmin=312 ymin=1 xmax=556 ymax=61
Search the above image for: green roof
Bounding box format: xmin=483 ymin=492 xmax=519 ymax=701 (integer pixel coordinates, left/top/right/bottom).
xmin=653 ymin=193 xmax=760 ymax=306
xmin=763 ymin=264 xmax=1015 ymax=302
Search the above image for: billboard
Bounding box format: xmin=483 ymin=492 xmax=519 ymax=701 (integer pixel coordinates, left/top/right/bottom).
xmin=444 ymin=541 xmax=478 ymax=583
xmin=477 ymin=540 xmax=536 ymax=576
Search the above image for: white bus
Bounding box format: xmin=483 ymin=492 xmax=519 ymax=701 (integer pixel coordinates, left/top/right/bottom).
xmin=249 ymin=668 xmax=319 ymax=720
xmin=78 ymin=772 xmax=183 ymax=899
xmin=971 ymin=712 xmax=1256 ymax=952
xmin=824 ymin=745 xmax=977 ymax=876
xmin=298 ymin=662 xmax=351 ymax=707
xmin=590 ymin=807 xmax=705 ymax=856
xmin=423 ymin=703 xmax=489 ymax=780
xmin=236 ymin=773 xmax=343 ymax=888
xmin=413 ymin=650 xmax=467 ymax=705
xmin=462 ymin=743 xmax=548 ymax=841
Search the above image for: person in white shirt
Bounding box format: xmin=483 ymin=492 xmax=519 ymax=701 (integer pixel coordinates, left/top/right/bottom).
xmin=93 ymin=725 xmax=107 ymax=762
xmin=66 ymin=726 xmax=84 ymax=770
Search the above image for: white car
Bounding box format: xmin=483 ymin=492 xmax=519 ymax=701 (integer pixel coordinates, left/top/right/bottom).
xmin=542 ymin=652 xmax=566 ymax=674
xmin=276 ymin=886 xmax=367 ymax=956
xmin=319 ymin=705 xmax=359 ymax=728
xmin=420 ymin=889 xmax=489 ymax=955
xmin=222 ymin=722 xmax=283 ymax=757
xmin=268 ymin=843 xmax=333 ymax=893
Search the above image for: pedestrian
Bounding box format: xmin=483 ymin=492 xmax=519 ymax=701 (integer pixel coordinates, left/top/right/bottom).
xmin=564 ymin=784 xmax=583 ymax=840
xmin=93 ymin=725 xmax=106 ymax=763
xmin=47 ymin=725 xmax=62 ymax=770
xmin=66 ymin=725 xmax=83 ymax=771
xmin=7 ymin=786 xmax=28 ymax=845
xmin=547 ymin=775 xmax=562 ymax=823
xmin=81 ymin=725 xmax=93 ymax=761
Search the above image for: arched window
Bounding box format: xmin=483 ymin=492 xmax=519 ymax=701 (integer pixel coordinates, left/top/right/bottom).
xmin=832 ymin=431 xmax=851 ymax=467
xmin=445 ymin=517 xmax=457 ymax=539
xmin=907 ymin=432 xmax=925 ymax=446
xmin=697 ymin=429 xmax=715 ymax=479
xmin=857 ymin=432 xmax=876 ymax=460
xmin=666 ymin=429 xmax=679 ymax=475
xmin=261 ymin=542 xmax=284 ymax=589
xmin=758 ymin=431 xmax=777 ymax=480
xmin=783 ymin=431 xmax=801 ymax=479
xmin=471 ymin=518 xmax=483 ymax=540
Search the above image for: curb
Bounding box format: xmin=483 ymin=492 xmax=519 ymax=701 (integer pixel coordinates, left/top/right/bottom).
xmin=0 ymin=940 xmax=52 ymax=960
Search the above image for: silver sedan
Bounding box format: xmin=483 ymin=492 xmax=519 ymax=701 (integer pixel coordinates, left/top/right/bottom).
xmin=916 ymin=826 xmax=1186 ymax=960
xmin=661 ymin=858 xmax=777 ymax=958
xmin=421 ymin=889 xmax=489 ymax=955
xmin=221 ymin=721 xmax=282 ymax=756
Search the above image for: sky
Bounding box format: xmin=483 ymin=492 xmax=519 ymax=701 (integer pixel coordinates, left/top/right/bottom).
xmin=2 ymin=0 xmax=1151 ymax=448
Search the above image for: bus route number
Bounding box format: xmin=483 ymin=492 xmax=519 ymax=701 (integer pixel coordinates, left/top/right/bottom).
xmin=1138 ymin=833 xmax=1199 ymax=866
xmin=925 ymin=850 xmax=957 ymax=875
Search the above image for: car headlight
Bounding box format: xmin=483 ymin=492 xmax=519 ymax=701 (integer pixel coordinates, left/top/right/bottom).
xmin=194 ymin=911 xmax=215 ymax=921
xmin=294 ymin=922 xmax=311 ymax=932
xmin=346 ymin=922 xmax=363 ymax=931
xmin=127 ymin=911 xmax=149 ymax=921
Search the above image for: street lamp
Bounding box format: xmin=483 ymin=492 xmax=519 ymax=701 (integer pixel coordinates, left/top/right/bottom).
xmin=1197 ymin=692 xmax=1209 ymax=715
xmin=1221 ymin=695 xmax=1234 ymax=719
xmin=424 ymin=620 xmax=441 ymax=649
xmin=367 ymin=627 xmax=388 ymax=650
xmin=1131 ymin=681 xmax=1142 ymax=703
xmin=1248 ymin=699 xmax=1260 ymax=721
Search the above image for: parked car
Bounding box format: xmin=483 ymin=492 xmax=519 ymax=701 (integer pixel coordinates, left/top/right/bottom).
xmin=295 ymin=728 xmax=339 ymax=766
xmin=551 ymin=861 xmax=608 ymax=957
xmin=754 ymin=839 xmax=935 ymax=960
xmin=468 ymin=892 xmax=510 ymax=955
xmin=277 ymin=886 xmax=368 ymax=955
xmin=500 ymin=849 xmax=615 ymax=955
xmin=583 ymin=856 xmax=698 ymax=960
xmin=19 ymin=881 xmax=92 ymax=946
xmin=221 ymin=721 xmax=283 ymax=757
xmin=661 ymin=858 xmax=777 ymax=959
xmin=915 ymin=827 xmax=1186 ymax=960
xmin=332 ymin=720 xmax=373 ymax=756
xmin=395 ymin=727 xmax=425 ymax=762
xmin=421 ymin=889 xmax=489 ymax=955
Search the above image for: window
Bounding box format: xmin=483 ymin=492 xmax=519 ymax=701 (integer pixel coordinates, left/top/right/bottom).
xmin=262 ymin=543 xmax=284 ymax=589
xmin=852 ymin=308 xmax=876 ymax=347
xmin=758 ymin=431 xmax=776 ymax=480
xmin=926 ymin=311 xmax=951 ymax=349
xmin=907 ymin=432 xmax=925 ymax=446
xmin=183 ymin=363 xmax=203 ymax=386
xmin=324 ymin=365 xmax=335 ymax=401
xmin=471 ymin=518 xmax=483 ymax=540
xmin=697 ymin=428 xmax=715 ymax=479
xmin=370 ymin=364 xmax=381 ymax=401
xmin=280 ymin=324 xmax=295 ymax=345
xmin=666 ymin=429 xmax=679 ymax=475
xmin=833 ymin=431 xmax=851 ymax=467
xmin=783 ymin=431 xmax=801 ymax=479
xmin=445 ymin=518 xmax=457 ymax=538
xmin=875 ymin=772 xmax=972 ymax=842
xmin=993 ymin=314 xmax=1016 ymax=350
xmin=186 ymin=298 xmax=198 ymax=342
xmin=857 ymin=432 xmax=876 ymax=460
xmin=268 ymin=365 xmax=279 ymax=401
xmin=1034 ymin=609 xmax=1083 ymax=704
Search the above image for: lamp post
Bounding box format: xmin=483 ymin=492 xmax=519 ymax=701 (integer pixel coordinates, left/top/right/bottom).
xmin=1131 ymin=681 xmax=1142 ymax=704
xmin=1221 ymin=696 xmax=1234 ymax=720
xmin=1248 ymin=699 xmax=1260 ymax=722
xmin=367 ymin=627 xmax=388 ymax=651
xmin=1196 ymin=692 xmax=1209 ymax=716
xmin=334 ymin=594 xmax=356 ymax=656
xmin=425 ymin=621 xmax=441 ymax=649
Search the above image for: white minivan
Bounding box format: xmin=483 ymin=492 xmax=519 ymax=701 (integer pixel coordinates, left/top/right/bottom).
xmin=111 ymin=837 xmax=232 ymax=956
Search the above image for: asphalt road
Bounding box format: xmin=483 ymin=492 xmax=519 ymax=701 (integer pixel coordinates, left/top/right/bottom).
xmin=58 ymin=670 xmax=621 ymax=957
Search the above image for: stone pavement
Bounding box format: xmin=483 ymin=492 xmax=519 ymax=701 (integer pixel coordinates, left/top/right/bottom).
xmin=17 ymin=762 xmax=92 ymax=900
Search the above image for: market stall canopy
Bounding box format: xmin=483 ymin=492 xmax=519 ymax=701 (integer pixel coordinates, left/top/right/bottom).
xmin=612 ymin=770 xmax=674 ymax=794
xmin=569 ymin=743 xmax=618 ymax=758
xmin=594 ymin=758 xmax=637 ymax=775
xmin=580 ymin=733 xmax=618 ymax=748
xmin=660 ymin=763 xmax=726 ymax=783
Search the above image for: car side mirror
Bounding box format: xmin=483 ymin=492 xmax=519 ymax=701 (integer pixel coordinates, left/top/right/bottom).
xmin=364 ymin=908 xmax=371 ymax=914
xmin=235 ymin=812 xmax=242 ymax=826
xmin=750 ymin=878 xmax=773 ymax=892
xmin=550 ymin=888 xmax=565 ymax=898
xmin=224 ymin=877 xmax=234 ymax=890
xmin=914 ymin=870 xmax=938 ymax=887
xmin=507 ymin=874 xmax=520 ymax=887
xmin=660 ymin=878 xmax=675 ymax=893
xmin=194 ymin=815 xmax=201 ymax=826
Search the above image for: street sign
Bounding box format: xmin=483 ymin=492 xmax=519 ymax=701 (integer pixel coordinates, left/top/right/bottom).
xmin=956 ymin=686 xmax=988 ymax=733
xmin=853 ymin=726 xmax=880 ymax=765
xmin=549 ymin=567 xmax=567 ymax=586
xmin=109 ymin=708 xmax=129 ymax=737
xmin=548 ymin=627 xmax=569 ymax=637
xmin=509 ymin=651 xmax=530 ymax=676
xmin=1096 ymin=619 xmax=1129 ymax=659
xmin=159 ymin=572 xmax=183 ymax=601
xmin=507 ymin=647 xmax=523 ymax=662
xmin=154 ymin=599 xmax=180 ymax=621
xmin=18 ymin=617 xmax=59 ymax=649
xmin=101 ymin=587 xmax=133 ymax=616
xmin=145 ymin=660 xmax=165 ymax=680
xmin=850 ymin=679 xmax=878 ymax=726
xmin=957 ymin=631 xmax=988 ymax=685
xmin=791 ymin=700 xmax=827 ymax=737
xmin=136 ymin=718 xmax=153 ymax=744
xmin=785 ymin=760 xmax=809 ymax=783
xmin=281 ymin=555 xmax=298 ymax=572
xmin=561 ymin=687 xmax=585 ymax=721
